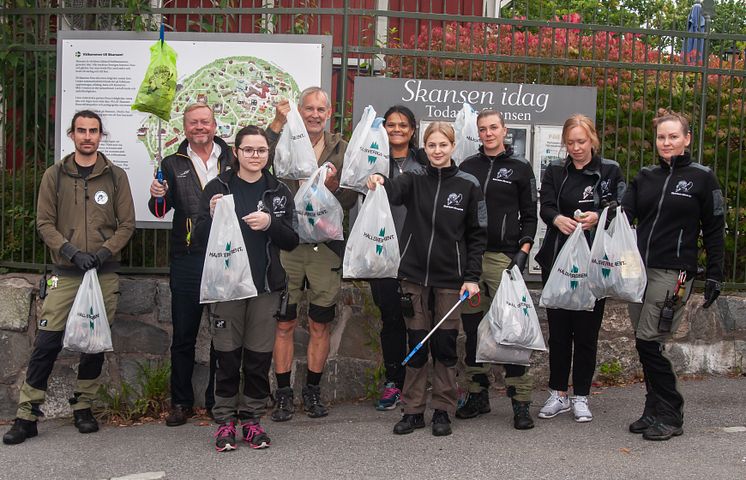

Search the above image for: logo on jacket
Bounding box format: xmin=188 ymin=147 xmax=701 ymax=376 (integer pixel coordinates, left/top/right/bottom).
xmin=94 ymin=191 xmax=108 ymax=205
xmin=447 ymin=193 xmax=462 ymax=206
xmin=494 ymin=168 xmax=513 ymax=184
xmin=672 ymin=180 xmax=693 ymax=198
xmin=582 ymin=186 xmax=594 ymax=200
xmin=272 ymin=195 xmax=287 ymax=215
xmin=600 ymin=179 xmax=611 ymax=195
xmin=177 ymin=169 xmax=191 ymax=178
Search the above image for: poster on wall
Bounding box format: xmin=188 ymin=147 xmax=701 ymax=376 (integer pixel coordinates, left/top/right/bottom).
xmin=57 ymin=31 xmax=332 ymax=227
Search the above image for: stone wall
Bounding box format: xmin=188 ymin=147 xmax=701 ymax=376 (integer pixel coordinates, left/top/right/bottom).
xmin=0 ymin=273 xmax=744 ymax=420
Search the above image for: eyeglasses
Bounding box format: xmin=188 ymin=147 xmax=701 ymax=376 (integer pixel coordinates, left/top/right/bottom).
xmin=236 ymin=147 xmax=269 ymax=157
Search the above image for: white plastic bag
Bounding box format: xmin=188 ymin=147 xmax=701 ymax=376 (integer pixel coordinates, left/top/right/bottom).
xmin=294 ymin=164 xmax=344 ymax=243
xmin=494 ymin=267 xmax=546 ymax=351
xmin=200 ymin=194 xmax=258 ymax=303
xmin=589 ymin=206 xmax=647 ymax=302
xmin=340 ymin=105 xmax=390 ymax=193
xmin=452 ymin=103 xmax=480 ymax=164
xmin=274 ymin=103 xmax=317 ymax=180
xmin=343 ymin=185 xmax=400 ymax=278
xmin=476 ymin=318 xmax=532 ymax=366
xmin=63 ymin=270 xmax=113 ymax=353
xmin=540 ymin=223 xmax=597 ymax=311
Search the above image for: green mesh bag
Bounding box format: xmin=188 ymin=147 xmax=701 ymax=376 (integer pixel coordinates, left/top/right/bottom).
xmin=131 ymin=41 xmax=177 ymax=121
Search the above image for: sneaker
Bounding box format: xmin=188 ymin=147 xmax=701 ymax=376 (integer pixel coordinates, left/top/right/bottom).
xmin=270 ymin=387 xmax=295 ymax=422
xmin=571 ymin=395 xmax=593 ymax=423
xmin=73 ymin=408 xmax=99 ymax=433
xmin=431 ymin=409 xmax=452 ymax=437
xmin=2 ymin=418 xmax=38 ymax=445
xmin=642 ymin=420 xmax=683 ymax=441
xmin=511 ymin=400 xmax=535 ymax=430
xmin=165 ymin=405 xmax=194 ymax=427
xmin=376 ymin=382 xmax=401 ymax=411
xmin=214 ymin=422 xmax=237 ymax=452
xmin=455 ymin=389 xmax=491 ymax=419
xmin=242 ymin=420 xmax=271 ymax=449
xmin=629 ymin=414 xmax=656 ymax=434
xmin=393 ymin=413 xmax=425 ymax=435
xmin=538 ymin=390 xmax=571 ymax=419
xmin=302 ymin=384 xmax=329 ymax=418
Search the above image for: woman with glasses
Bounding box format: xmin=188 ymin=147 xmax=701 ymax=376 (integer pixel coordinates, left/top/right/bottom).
xmin=194 ymin=125 xmax=299 ymax=452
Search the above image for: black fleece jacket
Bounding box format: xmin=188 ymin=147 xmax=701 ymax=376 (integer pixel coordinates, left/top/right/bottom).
xmin=382 ymin=162 xmax=487 ymax=290
xmin=621 ymin=152 xmax=725 ymax=281
xmin=148 ymin=137 xmax=233 ymax=258
xmin=459 ymin=145 xmax=538 ymax=254
xmin=536 ymin=154 xmax=626 ymax=271
xmin=193 ymin=169 xmax=299 ymax=293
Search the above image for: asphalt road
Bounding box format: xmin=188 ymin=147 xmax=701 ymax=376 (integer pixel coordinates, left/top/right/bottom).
xmin=1 ymin=376 xmax=744 ymax=480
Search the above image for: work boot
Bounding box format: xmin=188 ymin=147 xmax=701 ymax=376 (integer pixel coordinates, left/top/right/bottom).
xmin=393 ymin=413 xmax=425 ymax=435
xmin=511 ymin=399 xmax=535 ymax=430
xmin=642 ymin=421 xmax=683 ymax=441
xmin=302 ymin=384 xmax=329 ymax=418
xmin=73 ymin=408 xmax=99 ymax=434
xmin=431 ymin=409 xmax=452 ymax=436
xmin=455 ymin=389 xmax=490 ymax=419
xmin=165 ymin=405 xmax=194 ymax=427
xmin=629 ymin=414 xmax=656 ymax=434
xmin=270 ymin=387 xmax=295 ymax=422
xmin=3 ymin=418 xmax=38 ymax=445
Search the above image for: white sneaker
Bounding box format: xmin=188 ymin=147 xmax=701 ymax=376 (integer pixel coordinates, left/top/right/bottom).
xmin=571 ymin=395 xmax=593 ymax=423
xmin=538 ymin=389 xmax=571 ymax=419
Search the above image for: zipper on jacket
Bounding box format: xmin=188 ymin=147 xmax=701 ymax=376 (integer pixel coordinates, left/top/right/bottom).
xmin=644 ymin=168 xmax=674 ymax=266
xmin=551 ymin=171 xmax=571 ymax=262
xmin=455 ymin=242 xmax=462 ymax=277
xmin=424 ymin=169 xmax=443 ymax=286
xmin=400 ymin=233 xmax=413 ymax=259
xmin=676 ymin=228 xmax=683 ymax=258
xmin=500 ymin=214 xmax=507 ymax=242
xmin=261 ymin=185 xmax=283 ymax=293
xmin=483 ymin=158 xmax=495 ymax=196
xmin=83 ymin=179 xmax=89 ymax=251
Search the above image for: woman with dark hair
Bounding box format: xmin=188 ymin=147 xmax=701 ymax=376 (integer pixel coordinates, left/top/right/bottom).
xmin=621 ymin=109 xmax=724 ymax=441
xmin=194 ymin=125 xmax=299 ymax=452
xmin=370 ymin=105 xmax=427 ymax=411
xmin=535 ymin=114 xmax=625 ymax=423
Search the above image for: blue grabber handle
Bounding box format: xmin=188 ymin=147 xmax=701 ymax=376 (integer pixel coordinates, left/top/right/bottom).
xmin=401 ymin=290 xmax=470 ymax=366
xmin=156 ymin=167 xmax=164 ymax=206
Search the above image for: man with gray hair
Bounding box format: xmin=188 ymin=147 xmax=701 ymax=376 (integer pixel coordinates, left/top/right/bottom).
xmin=266 ymin=87 xmax=357 ymax=421
xmin=148 ymin=102 xmax=233 ymax=426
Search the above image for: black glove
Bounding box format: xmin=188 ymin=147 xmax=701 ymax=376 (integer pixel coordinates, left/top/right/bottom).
xmin=702 ymin=279 xmax=722 ymax=308
xmin=507 ymin=250 xmax=529 ymax=273
xmin=94 ymin=247 xmax=112 ymax=269
xmin=71 ymin=252 xmax=97 ymax=271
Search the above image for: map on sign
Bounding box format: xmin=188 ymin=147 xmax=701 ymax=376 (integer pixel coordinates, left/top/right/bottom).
xmin=137 ymin=56 xmax=301 ymax=161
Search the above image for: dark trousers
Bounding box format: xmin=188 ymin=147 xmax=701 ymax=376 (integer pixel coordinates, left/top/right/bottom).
xmin=169 ymin=254 xmax=216 ymax=408
xmin=545 ymin=300 xmax=605 ymax=396
xmin=369 ymin=278 xmax=407 ymax=388
xmin=636 ymin=339 xmax=684 ymax=426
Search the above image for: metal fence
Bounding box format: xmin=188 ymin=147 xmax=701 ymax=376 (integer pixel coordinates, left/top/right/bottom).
xmin=1 ymin=1 xmax=745 ymax=286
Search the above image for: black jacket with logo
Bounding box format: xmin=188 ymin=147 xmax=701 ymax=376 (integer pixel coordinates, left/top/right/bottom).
xmin=536 ymin=154 xmax=626 ymax=271
xmin=147 ymin=137 xmax=234 ymax=258
xmin=193 ymin=169 xmax=299 ymax=293
xmin=459 ymin=145 xmax=538 ymax=254
xmin=382 ymin=162 xmax=487 ymax=290
xmin=621 ymin=153 xmax=725 ymax=281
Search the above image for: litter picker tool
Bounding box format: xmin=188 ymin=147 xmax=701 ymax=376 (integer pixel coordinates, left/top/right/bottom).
xmin=401 ymin=290 xmax=470 ymax=366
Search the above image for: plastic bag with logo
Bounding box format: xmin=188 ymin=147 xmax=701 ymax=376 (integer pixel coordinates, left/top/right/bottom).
xmin=274 ymin=103 xmax=317 ymax=180
xmin=343 ymin=185 xmax=400 ymax=279
xmin=63 ymin=270 xmax=113 ymax=354
xmin=452 ymin=103 xmax=480 ymax=165
xmin=340 ymin=105 xmax=390 ymax=194
xmin=589 ymin=206 xmax=647 ymax=302
xmin=294 ymin=164 xmax=344 ymax=243
xmin=494 ymin=266 xmax=547 ymax=351
xmin=200 ymin=195 xmax=258 ymax=303
xmin=131 ymin=40 xmax=178 ymax=121
xmin=476 ymin=315 xmax=532 ymax=366
xmin=539 ymin=223 xmax=597 ymax=311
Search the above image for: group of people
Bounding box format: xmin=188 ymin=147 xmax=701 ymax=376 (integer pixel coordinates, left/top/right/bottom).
xmin=3 ymin=86 xmax=724 ymax=450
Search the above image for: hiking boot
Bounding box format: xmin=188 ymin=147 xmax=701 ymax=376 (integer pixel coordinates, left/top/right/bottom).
xmin=629 ymin=414 xmax=656 ymax=434
xmin=214 ymin=422 xmax=237 ymax=452
xmin=511 ymin=400 xmax=535 ymax=430
xmin=376 ymin=382 xmax=401 ymax=411
xmin=393 ymin=413 xmax=425 ymax=435
xmin=166 ymin=405 xmax=194 ymax=427
xmin=455 ymin=389 xmax=490 ymax=419
xmin=73 ymin=408 xmax=99 ymax=434
xmin=302 ymin=385 xmax=328 ymax=418
xmin=538 ymin=390 xmax=571 ymax=419
xmin=270 ymin=387 xmax=295 ymax=422
xmin=642 ymin=421 xmax=683 ymax=441
xmin=3 ymin=418 xmax=38 ymax=445
xmin=571 ymin=395 xmax=593 ymax=423
xmin=242 ymin=420 xmax=271 ymax=449
xmin=431 ymin=409 xmax=452 ymax=437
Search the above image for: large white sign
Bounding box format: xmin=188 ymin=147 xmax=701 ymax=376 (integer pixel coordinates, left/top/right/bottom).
xmin=57 ymin=32 xmax=331 ymax=227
